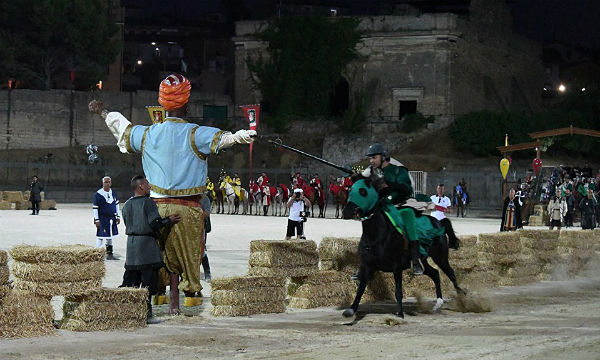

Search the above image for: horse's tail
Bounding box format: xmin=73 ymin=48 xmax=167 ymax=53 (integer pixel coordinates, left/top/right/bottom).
xmin=440 ymin=218 xmax=460 ymax=250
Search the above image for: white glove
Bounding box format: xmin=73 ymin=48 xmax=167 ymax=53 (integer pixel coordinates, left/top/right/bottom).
xmin=218 ymin=129 xmax=257 ymax=151
xmin=233 ymin=129 xmax=256 ymax=144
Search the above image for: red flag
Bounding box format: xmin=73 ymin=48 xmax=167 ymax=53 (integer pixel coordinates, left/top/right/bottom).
xmin=240 ymin=104 xmax=260 ymax=181
xmin=241 ymin=104 xmax=260 ymax=131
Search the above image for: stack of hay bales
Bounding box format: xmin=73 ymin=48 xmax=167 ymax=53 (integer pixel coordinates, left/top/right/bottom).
xmin=0 ymin=191 xmax=10 ymax=210
xmin=528 ymin=204 xmax=549 ymax=227
xmin=248 ymin=240 xmax=319 ymax=277
xmin=10 ymin=245 xmax=105 ymax=297
xmin=40 ymin=199 xmax=57 ymax=210
xmin=4 ymin=191 xmax=26 ymax=210
xmin=62 ymin=288 xmax=148 ymax=331
xmin=557 ymin=230 xmax=597 ymax=275
xmin=518 ymin=229 xmax=560 ymax=279
xmin=319 ymin=237 xmax=360 ymax=272
xmin=0 ymin=290 xmax=55 ymax=338
xmin=478 ymin=232 xmax=539 ymax=286
xmin=0 ymin=250 xmax=9 ymax=300
xmin=211 ymin=276 xmax=286 ymax=316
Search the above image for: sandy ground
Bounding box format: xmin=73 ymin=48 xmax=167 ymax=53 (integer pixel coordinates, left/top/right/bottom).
xmin=0 ymin=204 xmax=599 ymax=359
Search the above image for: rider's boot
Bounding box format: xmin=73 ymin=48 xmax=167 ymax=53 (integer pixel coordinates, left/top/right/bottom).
xmin=411 ymin=241 xmax=423 ymax=276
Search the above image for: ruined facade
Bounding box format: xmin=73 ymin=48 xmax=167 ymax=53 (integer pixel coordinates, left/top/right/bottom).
xmin=232 ymin=0 xmax=543 ymax=125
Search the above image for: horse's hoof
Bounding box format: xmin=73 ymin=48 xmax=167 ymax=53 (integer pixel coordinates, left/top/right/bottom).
xmin=342 ymin=308 xmax=355 ymax=318
xmin=395 ymin=312 xmax=404 ymax=318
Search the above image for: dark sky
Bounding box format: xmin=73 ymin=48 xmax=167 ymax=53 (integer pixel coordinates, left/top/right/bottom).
xmin=121 ymin=0 xmax=600 ymax=51
xmin=510 ymin=0 xmax=600 ymax=51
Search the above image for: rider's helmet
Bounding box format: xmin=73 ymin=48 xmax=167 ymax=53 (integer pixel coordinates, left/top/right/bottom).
xmin=365 ymin=143 xmax=388 ymax=158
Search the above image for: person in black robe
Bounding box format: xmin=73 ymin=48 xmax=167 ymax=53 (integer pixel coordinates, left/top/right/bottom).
xmin=579 ymin=192 xmax=597 ymax=230
xmin=29 ymin=175 xmax=44 ymax=215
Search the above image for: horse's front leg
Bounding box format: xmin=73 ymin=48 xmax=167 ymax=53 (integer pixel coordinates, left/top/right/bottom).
xmin=422 ymin=258 xmax=444 ymax=312
xmin=392 ymin=264 xmax=405 ymax=318
xmin=343 ymin=265 xmax=372 ymax=317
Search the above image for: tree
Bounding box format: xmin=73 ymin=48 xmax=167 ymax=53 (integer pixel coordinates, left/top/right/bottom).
xmin=248 ymin=16 xmax=361 ymax=127
xmin=0 ymin=0 xmax=120 ymax=90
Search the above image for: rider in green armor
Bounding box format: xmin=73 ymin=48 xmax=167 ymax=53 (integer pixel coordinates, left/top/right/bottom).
xmin=363 ymin=143 xmax=426 ymax=275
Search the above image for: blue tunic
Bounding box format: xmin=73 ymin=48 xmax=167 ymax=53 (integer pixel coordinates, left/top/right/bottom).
xmin=93 ymin=189 xmax=120 ymax=238
xmin=123 ymin=117 xmax=224 ymax=197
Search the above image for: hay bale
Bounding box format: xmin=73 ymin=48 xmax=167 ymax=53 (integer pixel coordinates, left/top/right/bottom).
xmin=289 ymin=270 xmax=357 ymax=306
xmin=451 ymin=247 xmax=479 ymax=270
xmin=318 ymin=237 xmax=360 ymax=271
xmin=559 ymin=230 xmax=596 ymax=250
xmin=458 ymin=235 xmax=477 ymax=248
xmin=249 ymin=251 xmax=318 ymax=267
xmin=10 ymin=244 xmax=105 ymax=264
xmin=212 ymin=287 xmax=286 ymax=306
xmin=478 ymin=232 xmax=522 ymax=255
xmin=0 ymin=285 xmax=10 ymax=300
xmin=519 ymin=229 xmax=560 ymax=250
xmin=23 ymin=191 xmax=30 ymax=201
xmin=12 ymin=261 xmax=105 ymax=282
xmin=0 ymin=200 xmax=11 ymax=210
xmin=527 ymin=215 xmax=544 ymax=226
xmin=67 ymin=287 xmax=148 ymax=304
xmin=13 ymin=278 xmax=102 ymax=297
xmin=3 ymin=191 xmax=23 ymax=203
xmin=65 ymin=302 xmax=147 ymax=323
xmin=14 ymin=201 xmax=30 ymax=210
xmin=0 ymin=250 xmax=7 ymax=266
xmin=210 ymin=276 xmax=286 ymax=291
xmin=478 ymin=252 xmax=521 ymax=265
xmin=248 ymin=265 xmax=318 ymax=277
xmin=461 ymin=270 xmax=499 ymax=289
xmin=211 ymin=301 xmax=286 ymax=317
xmin=40 ymin=200 xmax=57 ymax=210
xmin=40 ymin=191 xmax=45 ymax=201
xmin=249 ymin=240 xmax=319 ymax=266
xmin=0 ymin=291 xmax=55 ymax=338
xmin=521 ymin=248 xmax=558 ymax=263
xmin=62 ymin=318 xmax=146 ymax=332
xmin=0 ymin=265 xmax=8 ymax=285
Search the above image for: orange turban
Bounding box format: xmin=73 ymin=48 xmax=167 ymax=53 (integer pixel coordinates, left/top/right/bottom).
xmin=158 ymin=74 xmax=191 ymax=111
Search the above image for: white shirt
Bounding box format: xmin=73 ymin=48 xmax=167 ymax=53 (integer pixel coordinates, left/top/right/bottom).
xmin=288 ymin=199 xmax=305 ymax=222
xmin=430 ymin=194 xmax=451 ymax=220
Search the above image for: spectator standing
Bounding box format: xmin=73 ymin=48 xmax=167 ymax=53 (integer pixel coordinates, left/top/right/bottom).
xmin=564 ymin=188 xmax=575 ymax=227
xmin=547 ymin=190 xmax=567 ymax=230
xmin=579 ymin=191 xmax=597 ymax=230
xmin=500 ymin=189 xmax=522 ymax=232
xmin=29 ymin=175 xmax=43 ymax=215
xmin=285 ymin=188 xmax=311 ymax=240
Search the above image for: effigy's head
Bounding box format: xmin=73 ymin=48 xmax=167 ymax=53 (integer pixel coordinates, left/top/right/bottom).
xmin=158 ymin=74 xmax=191 ymax=111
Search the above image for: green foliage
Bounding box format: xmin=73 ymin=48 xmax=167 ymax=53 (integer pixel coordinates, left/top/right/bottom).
xmin=451 ymin=90 xmax=600 ymax=156
xmin=338 ymin=80 xmax=378 ymax=133
xmin=248 ymin=16 xmax=361 ymax=128
xmin=0 ymin=0 xmax=120 ymax=90
xmin=402 ymin=112 xmax=435 ymax=133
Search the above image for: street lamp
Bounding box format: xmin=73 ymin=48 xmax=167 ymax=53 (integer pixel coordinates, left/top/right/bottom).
xmin=137 ymin=60 xmax=143 ymax=65
xmin=558 ymin=84 xmax=566 ymax=92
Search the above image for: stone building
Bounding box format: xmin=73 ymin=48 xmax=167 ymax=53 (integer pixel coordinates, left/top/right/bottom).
xmin=232 ymin=0 xmax=543 ymax=125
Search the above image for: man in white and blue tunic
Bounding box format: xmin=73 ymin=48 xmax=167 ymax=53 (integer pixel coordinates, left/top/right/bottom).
xmin=89 ymin=73 xmax=255 ymax=313
xmin=93 ymin=176 xmax=121 ymax=260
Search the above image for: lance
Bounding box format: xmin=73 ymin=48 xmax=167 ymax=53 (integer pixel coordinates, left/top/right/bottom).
xmin=268 ymin=140 xmax=353 ymax=175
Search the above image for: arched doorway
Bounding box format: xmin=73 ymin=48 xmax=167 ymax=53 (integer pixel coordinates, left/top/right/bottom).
xmin=330 ymin=78 xmax=349 ymax=117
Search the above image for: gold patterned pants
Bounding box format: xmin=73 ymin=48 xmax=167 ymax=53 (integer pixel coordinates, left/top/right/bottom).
xmin=154 ymin=198 xmax=204 ymax=294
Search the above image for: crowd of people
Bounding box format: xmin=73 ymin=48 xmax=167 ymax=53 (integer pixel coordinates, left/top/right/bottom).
xmin=506 ymin=164 xmax=599 ymax=231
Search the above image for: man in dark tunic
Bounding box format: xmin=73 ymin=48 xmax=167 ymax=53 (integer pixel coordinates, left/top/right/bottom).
xmin=579 ymin=191 xmax=597 ymax=230
xmin=121 ymin=175 xmax=181 ymax=324
xmin=500 ymin=188 xmax=522 ymax=231
xmin=29 ymin=175 xmax=44 ymax=215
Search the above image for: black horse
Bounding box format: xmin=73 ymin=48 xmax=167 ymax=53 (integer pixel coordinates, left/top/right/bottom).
xmin=342 ymin=179 xmax=464 ymax=318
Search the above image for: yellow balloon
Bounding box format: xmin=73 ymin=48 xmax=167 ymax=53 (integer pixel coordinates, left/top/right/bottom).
xmin=500 ymin=158 xmax=510 ymax=179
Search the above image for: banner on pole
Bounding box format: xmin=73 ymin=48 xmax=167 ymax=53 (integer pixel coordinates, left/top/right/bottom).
xmin=240 ymin=104 xmax=260 ymax=130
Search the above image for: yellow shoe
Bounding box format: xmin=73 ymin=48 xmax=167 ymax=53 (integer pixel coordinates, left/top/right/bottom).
xmin=157 ymin=295 xmax=166 ymax=305
xmin=184 ymin=296 xmax=203 ymax=307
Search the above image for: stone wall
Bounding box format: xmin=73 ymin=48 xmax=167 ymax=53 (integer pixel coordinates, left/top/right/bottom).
xmin=0 ymin=89 xmax=233 ymax=150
